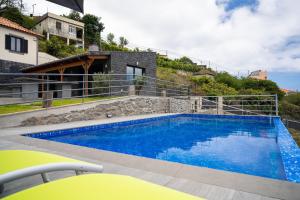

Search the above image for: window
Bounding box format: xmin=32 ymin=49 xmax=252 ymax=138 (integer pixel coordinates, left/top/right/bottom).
xmin=126 ymin=66 xmax=134 ymax=81
xmin=5 ymin=35 xmax=28 ymax=53
xmin=69 ymin=25 xmax=76 ymax=35
xmin=126 ymin=66 xmax=145 ymax=80
xmin=56 ymin=21 xmax=62 ymax=30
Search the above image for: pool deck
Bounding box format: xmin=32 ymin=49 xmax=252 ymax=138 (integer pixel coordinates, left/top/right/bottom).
xmin=1 ymin=113 xmax=300 ymax=200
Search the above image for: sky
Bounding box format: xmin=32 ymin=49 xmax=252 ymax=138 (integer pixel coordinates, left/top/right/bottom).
xmin=22 ymin=0 xmax=300 ymax=90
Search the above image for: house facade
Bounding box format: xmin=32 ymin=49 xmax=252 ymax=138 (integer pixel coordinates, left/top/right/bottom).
xmin=0 ymin=17 xmax=40 ymax=73
xmin=22 ymin=51 xmax=157 ymax=99
xmin=34 ymin=12 xmax=84 ymax=48
xmin=249 ymin=70 xmax=268 ymax=80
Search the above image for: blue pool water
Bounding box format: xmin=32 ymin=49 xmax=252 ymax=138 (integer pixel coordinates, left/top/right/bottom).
xmin=26 ymin=114 xmax=293 ymax=181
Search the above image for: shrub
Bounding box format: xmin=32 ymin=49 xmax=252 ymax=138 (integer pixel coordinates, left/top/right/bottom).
xmin=200 ymin=81 xmax=238 ymax=96
xmin=283 ymin=93 xmax=300 ymax=106
xmin=215 ymin=72 xmax=241 ymax=90
xmin=133 ymin=76 xmax=146 ymax=95
xmin=92 ymin=73 xmax=111 ymax=96
xmin=39 ymin=36 xmax=85 ymax=58
xmin=157 ymin=56 xmax=207 ymax=73
xmin=280 ymin=101 xmax=300 ymax=120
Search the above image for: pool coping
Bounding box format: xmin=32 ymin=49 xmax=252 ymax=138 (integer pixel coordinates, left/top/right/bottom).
xmin=1 ymin=113 xmax=300 ymax=200
xmin=275 ymin=118 xmax=300 ymax=183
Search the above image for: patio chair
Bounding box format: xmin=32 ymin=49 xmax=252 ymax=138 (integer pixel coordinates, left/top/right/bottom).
xmin=2 ymin=174 xmax=205 ymax=200
xmin=0 ymin=150 xmax=103 ymax=193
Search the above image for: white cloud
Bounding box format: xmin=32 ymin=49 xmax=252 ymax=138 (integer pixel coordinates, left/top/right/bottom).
xmin=24 ymin=0 xmax=300 ymax=73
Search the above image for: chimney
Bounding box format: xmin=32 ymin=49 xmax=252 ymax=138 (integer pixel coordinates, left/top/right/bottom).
xmin=88 ymin=44 xmax=100 ymax=54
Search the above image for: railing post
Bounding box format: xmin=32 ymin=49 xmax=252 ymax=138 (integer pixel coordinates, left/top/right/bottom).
xmin=109 ymin=75 xmax=111 ymax=96
xmin=275 ymin=94 xmax=279 ymax=116
xmin=161 ymin=90 xmax=167 ymax=97
xmin=218 ymin=96 xmax=224 ymax=115
xmin=128 ymin=85 xmax=135 ymax=96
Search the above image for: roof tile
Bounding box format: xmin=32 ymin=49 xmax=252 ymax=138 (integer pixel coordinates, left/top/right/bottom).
xmin=0 ymin=17 xmax=41 ymax=37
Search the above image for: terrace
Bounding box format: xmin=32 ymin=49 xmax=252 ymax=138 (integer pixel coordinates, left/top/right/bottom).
xmin=0 ymin=73 xmax=299 ymax=200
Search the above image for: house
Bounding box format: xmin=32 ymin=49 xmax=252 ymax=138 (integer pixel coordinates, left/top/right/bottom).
xmin=34 ymin=12 xmax=84 ymax=48
xmin=22 ymin=51 xmax=156 ymax=99
xmin=0 ymin=17 xmax=41 ymax=73
xmin=249 ymin=70 xmax=268 ymax=80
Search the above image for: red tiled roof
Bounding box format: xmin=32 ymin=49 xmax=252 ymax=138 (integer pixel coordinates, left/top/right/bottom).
xmin=0 ymin=17 xmax=41 ymax=37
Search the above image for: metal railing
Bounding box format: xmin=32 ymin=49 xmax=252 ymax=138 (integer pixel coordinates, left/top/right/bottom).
xmin=283 ymin=119 xmax=300 ymax=132
xmin=190 ymin=95 xmax=278 ymax=116
xmin=0 ymin=73 xmax=279 ymax=117
xmin=0 ymin=73 xmax=189 ymax=107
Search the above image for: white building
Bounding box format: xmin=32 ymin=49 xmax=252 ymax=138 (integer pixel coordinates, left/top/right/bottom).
xmin=34 ymin=12 xmax=84 ymax=48
xmin=0 ymin=17 xmax=40 ymax=72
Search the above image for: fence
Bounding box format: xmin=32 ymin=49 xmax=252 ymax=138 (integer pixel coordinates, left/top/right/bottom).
xmin=189 ymin=95 xmax=278 ymax=116
xmin=283 ymin=119 xmax=300 ymax=132
xmin=0 ymin=73 xmax=189 ymax=107
xmin=0 ymin=73 xmax=279 ymax=117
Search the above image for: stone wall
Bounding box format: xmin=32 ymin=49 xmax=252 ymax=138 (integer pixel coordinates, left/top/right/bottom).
xmin=0 ymin=59 xmax=32 ymax=74
xmin=21 ymin=97 xmax=170 ymax=126
xmin=169 ymin=98 xmax=191 ymax=113
xmin=109 ymin=52 xmax=157 ymax=95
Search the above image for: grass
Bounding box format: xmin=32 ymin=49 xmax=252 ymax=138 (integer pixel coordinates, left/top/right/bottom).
xmin=289 ymin=128 xmax=300 ymax=147
xmin=0 ymin=96 xmax=118 ymax=115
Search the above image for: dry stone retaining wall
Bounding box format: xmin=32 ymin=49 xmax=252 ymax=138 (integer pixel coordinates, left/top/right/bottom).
xmin=21 ymin=97 xmax=172 ymax=126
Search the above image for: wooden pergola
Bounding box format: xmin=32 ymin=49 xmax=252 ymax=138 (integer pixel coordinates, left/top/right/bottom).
xmin=23 ymin=53 xmax=109 ymax=95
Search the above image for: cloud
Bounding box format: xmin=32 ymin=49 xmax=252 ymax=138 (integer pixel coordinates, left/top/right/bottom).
xmin=24 ymin=0 xmax=300 ymax=73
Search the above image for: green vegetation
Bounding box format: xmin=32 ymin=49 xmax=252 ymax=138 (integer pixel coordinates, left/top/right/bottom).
xmin=92 ymin=73 xmax=111 ymax=95
xmin=189 ymin=72 xmax=283 ymax=98
xmin=157 ymin=56 xmax=211 ymax=73
xmin=0 ymin=1 xmax=37 ymax=29
xmin=133 ymin=76 xmax=146 ymax=95
xmin=0 ymin=96 xmax=118 ymax=115
xmin=39 ymin=36 xmax=85 ymax=58
xmin=280 ymin=93 xmax=300 ymax=120
xmin=156 ymin=67 xmax=193 ymax=86
xmin=64 ymin=11 xmax=130 ymax=51
xmin=0 ymin=104 xmax=41 ymax=114
xmin=81 ymin=14 xmax=105 ymax=48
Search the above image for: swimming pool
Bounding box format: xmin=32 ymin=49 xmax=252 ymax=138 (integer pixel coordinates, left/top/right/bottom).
xmin=25 ymin=114 xmax=300 ymax=182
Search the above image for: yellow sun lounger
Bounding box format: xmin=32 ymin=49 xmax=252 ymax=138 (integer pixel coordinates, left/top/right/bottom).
xmin=0 ymin=150 xmax=103 ymax=193
xmin=3 ymin=174 xmax=204 ymax=200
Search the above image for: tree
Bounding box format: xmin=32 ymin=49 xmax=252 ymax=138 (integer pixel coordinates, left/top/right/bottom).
xmin=240 ymin=78 xmax=284 ymax=100
xmin=0 ymin=6 xmax=22 ymax=24
xmin=0 ymin=6 xmax=36 ymax=29
xmin=107 ymin=33 xmax=116 ymax=45
xmin=176 ymin=56 xmax=194 ymax=65
xmin=190 ymin=76 xmax=212 ymax=86
xmin=64 ymin=10 xmax=81 ymax=21
xmin=201 ymin=81 xmax=238 ymax=96
xmin=119 ymin=36 xmax=128 ymax=48
xmin=133 ymin=47 xmax=140 ymax=52
xmin=215 ymin=72 xmax=241 ymax=90
xmin=81 ymin=14 xmax=105 ymax=48
xmin=0 ymin=0 xmax=22 ymax=10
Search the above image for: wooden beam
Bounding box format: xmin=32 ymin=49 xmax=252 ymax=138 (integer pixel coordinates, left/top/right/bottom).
xmin=58 ymin=68 xmax=65 ymax=82
xmin=88 ymin=55 xmax=108 ymax=60
xmin=30 ymin=60 xmax=86 ymax=73
xmin=82 ymin=58 xmax=95 ymax=96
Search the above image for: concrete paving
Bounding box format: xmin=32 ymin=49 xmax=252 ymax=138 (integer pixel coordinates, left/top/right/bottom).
xmin=1 ymin=114 xmax=299 ymax=200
